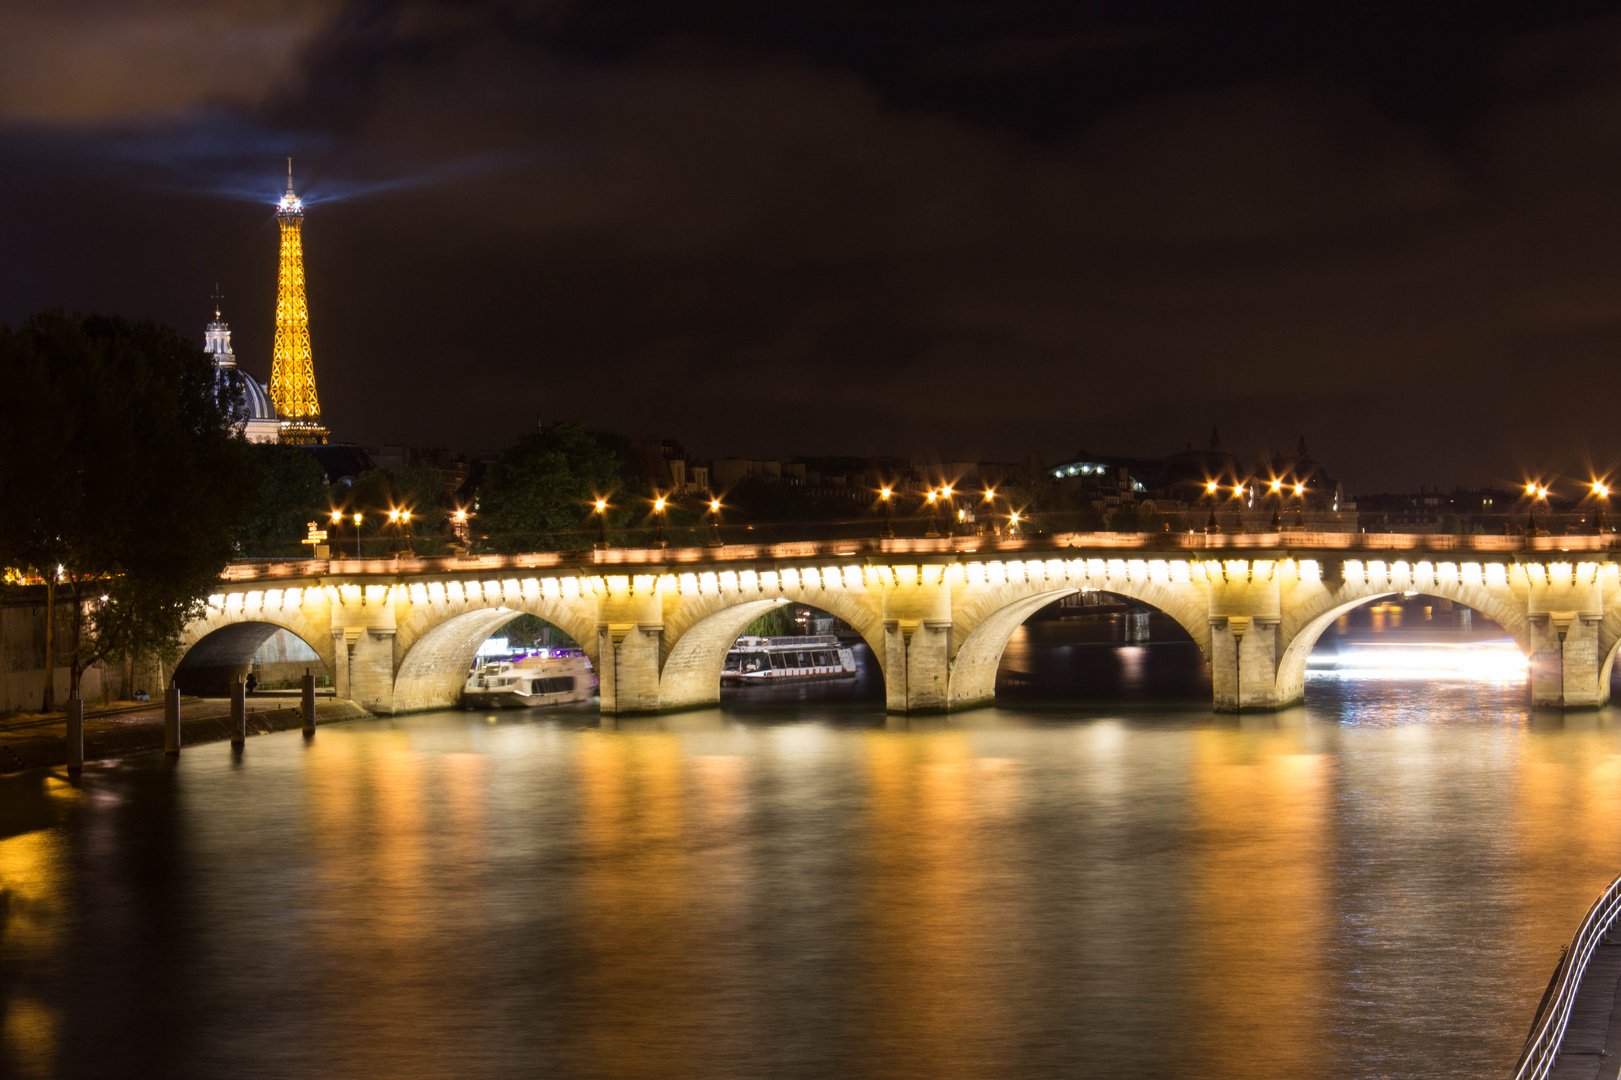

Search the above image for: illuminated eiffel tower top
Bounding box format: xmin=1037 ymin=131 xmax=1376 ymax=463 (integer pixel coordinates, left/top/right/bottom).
xmin=269 ymin=158 xmax=328 ymax=445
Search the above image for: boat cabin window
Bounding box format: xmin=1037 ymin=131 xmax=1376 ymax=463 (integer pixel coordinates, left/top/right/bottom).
xmin=740 ymin=652 xmax=770 ymax=673
xmin=531 ymin=676 xmax=575 ymax=694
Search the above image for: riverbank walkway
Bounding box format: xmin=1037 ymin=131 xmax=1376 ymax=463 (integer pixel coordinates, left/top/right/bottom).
xmin=1546 ymin=933 xmax=1621 ymax=1079
xmin=0 ymin=694 xmax=367 ymax=773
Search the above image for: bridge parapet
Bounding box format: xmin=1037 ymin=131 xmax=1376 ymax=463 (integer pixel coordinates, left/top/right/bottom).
xmin=193 ymin=534 xmax=1621 ymax=715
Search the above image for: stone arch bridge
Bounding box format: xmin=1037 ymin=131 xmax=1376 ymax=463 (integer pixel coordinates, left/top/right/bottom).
xmin=184 ymin=533 xmax=1621 ymax=715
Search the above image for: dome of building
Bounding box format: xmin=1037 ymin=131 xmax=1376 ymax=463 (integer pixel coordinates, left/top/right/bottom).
xmin=205 ymin=301 xmax=280 ymax=443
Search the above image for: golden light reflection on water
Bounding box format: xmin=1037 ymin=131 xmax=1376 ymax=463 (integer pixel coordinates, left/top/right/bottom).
xmin=861 ymin=731 xmax=1021 ymax=1079
xmin=572 ymin=731 xmax=700 ymax=1078
xmin=0 ymin=826 xmax=66 ymax=1079
xmin=1186 ymin=727 xmax=1328 ymax=1079
xmin=1511 ymin=723 xmax=1621 ymax=1004
xmin=300 ymin=729 xmax=488 ymax=1077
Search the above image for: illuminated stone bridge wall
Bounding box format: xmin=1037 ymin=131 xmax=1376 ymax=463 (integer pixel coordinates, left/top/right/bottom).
xmin=179 ymin=534 xmax=1621 ymax=714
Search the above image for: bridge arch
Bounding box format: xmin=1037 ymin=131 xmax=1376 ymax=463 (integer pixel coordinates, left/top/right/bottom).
xmin=657 ymin=587 xmax=887 ymax=712
xmin=391 ymin=598 xmax=597 ymax=714
xmin=174 ymin=618 xmax=332 ymax=696
xmin=945 ymin=576 xmax=1212 ymax=710
xmin=1274 ymin=585 xmax=1531 ymax=707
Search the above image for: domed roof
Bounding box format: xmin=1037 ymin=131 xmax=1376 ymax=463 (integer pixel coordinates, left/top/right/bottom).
xmin=205 ymin=305 xmax=277 ymax=423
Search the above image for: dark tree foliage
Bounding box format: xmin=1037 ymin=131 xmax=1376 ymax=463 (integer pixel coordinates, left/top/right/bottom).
xmin=501 ymin=613 xmax=576 ymax=648
xmin=741 ymin=604 xmax=798 ymax=638
xmin=236 ymin=442 xmax=328 ymax=557
xmin=478 ymin=423 xmax=650 ymax=551
xmin=0 ymin=312 xmax=258 ymax=705
xmin=338 ymin=463 xmax=450 ymax=556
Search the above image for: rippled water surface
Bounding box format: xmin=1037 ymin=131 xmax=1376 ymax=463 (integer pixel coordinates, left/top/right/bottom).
xmin=4 ymin=630 xmax=1620 ymax=1079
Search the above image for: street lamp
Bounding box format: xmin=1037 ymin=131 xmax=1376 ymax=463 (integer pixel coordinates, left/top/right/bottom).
xmin=1594 ymin=481 xmax=1611 ymax=535
xmin=1008 ymin=509 xmax=1022 ymax=536
xmin=352 ymin=512 xmax=363 ymax=558
xmin=708 ymin=497 xmax=723 ymax=547
xmin=653 ymin=495 xmax=668 ymax=548
xmin=593 ymin=498 xmax=610 ymax=550
xmin=925 ymin=489 xmax=941 ymax=538
xmin=982 ymin=487 xmax=997 ymax=537
xmin=1526 ymin=482 xmax=1549 ymax=536
xmin=387 ymin=508 xmax=413 ymax=557
xmin=878 ymin=487 xmax=894 ymax=539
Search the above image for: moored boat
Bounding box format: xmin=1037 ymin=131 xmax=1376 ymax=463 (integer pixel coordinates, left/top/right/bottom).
xmin=722 ymin=634 xmax=857 ymax=684
xmin=463 ymin=652 xmax=596 ymax=709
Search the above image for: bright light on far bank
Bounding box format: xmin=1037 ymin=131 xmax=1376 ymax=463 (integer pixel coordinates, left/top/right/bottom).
xmin=1309 ymin=640 xmax=1529 ymax=682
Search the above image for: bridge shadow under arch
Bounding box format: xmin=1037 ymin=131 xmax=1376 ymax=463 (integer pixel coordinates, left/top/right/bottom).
xmin=971 ymin=590 xmax=1210 ymax=708
xmin=174 ymin=622 xmax=330 ymax=697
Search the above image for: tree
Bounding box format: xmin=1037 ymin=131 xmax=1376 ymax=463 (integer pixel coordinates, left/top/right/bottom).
xmin=478 ymin=423 xmax=648 ymax=550
xmin=742 ymin=604 xmax=798 ymax=638
xmin=236 ymin=442 xmax=328 ymax=558
xmin=0 ymin=312 xmax=258 ymax=706
xmin=338 ymin=463 xmax=449 ymax=555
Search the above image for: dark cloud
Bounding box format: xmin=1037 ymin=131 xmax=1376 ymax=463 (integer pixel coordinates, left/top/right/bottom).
xmin=6 ymin=2 xmax=1621 ymax=490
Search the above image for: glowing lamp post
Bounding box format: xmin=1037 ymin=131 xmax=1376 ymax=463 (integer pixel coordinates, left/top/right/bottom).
xmin=925 ymin=489 xmax=941 ymax=538
xmin=878 ymin=487 xmax=894 ymax=539
xmin=982 ymin=487 xmax=996 ymax=537
xmin=352 ymin=512 xmax=364 ymax=558
xmin=594 ymin=499 xmax=610 ymax=550
xmin=388 ymin=508 xmax=413 ymax=558
xmin=1526 ymin=482 xmax=1549 ymax=536
xmin=1594 ymin=481 xmax=1611 ymax=535
xmin=1268 ymin=478 xmax=1283 ymax=531
xmin=708 ymin=498 xmax=723 ymax=547
xmin=653 ymin=496 xmax=668 ymax=549
xmin=1008 ymin=509 xmax=1022 ymax=536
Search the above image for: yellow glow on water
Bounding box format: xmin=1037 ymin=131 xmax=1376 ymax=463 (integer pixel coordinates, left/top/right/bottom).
xmin=1188 ymin=730 xmax=1328 ymax=1076
xmin=3 ymin=998 xmax=56 ymax=1080
xmin=0 ymin=828 xmax=66 ymax=1078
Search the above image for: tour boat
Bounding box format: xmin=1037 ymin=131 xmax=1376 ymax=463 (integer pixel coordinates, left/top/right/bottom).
xmin=463 ymin=652 xmax=596 ymax=709
xmin=722 ymin=634 xmax=857 ymax=684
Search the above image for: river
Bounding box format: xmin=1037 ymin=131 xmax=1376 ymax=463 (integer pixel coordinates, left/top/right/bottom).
xmin=1 ymin=615 xmax=1617 ymax=1079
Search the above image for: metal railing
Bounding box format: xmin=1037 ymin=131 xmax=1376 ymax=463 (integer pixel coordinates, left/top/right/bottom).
xmin=1512 ymin=870 xmax=1621 ymax=1078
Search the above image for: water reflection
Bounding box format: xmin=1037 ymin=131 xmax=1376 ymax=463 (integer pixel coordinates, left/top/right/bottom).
xmin=1186 ymin=728 xmax=1327 ymax=1077
xmin=6 ymin=693 xmax=1621 ymax=1078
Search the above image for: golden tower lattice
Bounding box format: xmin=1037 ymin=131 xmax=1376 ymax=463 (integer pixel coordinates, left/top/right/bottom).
xmin=269 ymin=159 xmax=328 ymax=444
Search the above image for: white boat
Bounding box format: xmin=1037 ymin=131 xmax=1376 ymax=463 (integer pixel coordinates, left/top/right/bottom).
xmin=722 ymin=634 xmax=857 ymax=684
xmin=463 ymin=652 xmax=596 ymax=709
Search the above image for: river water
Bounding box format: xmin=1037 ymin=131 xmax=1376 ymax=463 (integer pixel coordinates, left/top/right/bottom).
xmin=3 ymin=618 xmax=1619 ymax=1079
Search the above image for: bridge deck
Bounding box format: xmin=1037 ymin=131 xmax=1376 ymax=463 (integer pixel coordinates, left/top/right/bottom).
xmin=1550 ymin=937 xmax=1621 ymax=1080
xmin=212 ymin=530 xmax=1621 ymax=585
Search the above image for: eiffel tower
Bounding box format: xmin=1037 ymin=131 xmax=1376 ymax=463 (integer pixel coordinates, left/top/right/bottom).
xmin=269 ymin=158 xmax=328 ymax=445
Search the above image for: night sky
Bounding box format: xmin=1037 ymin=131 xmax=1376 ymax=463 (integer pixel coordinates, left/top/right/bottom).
xmin=5 ymin=2 xmax=1621 ymax=491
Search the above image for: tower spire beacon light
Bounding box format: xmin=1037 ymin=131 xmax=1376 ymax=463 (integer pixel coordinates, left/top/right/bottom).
xmin=269 ymin=158 xmax=328 ymax=445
